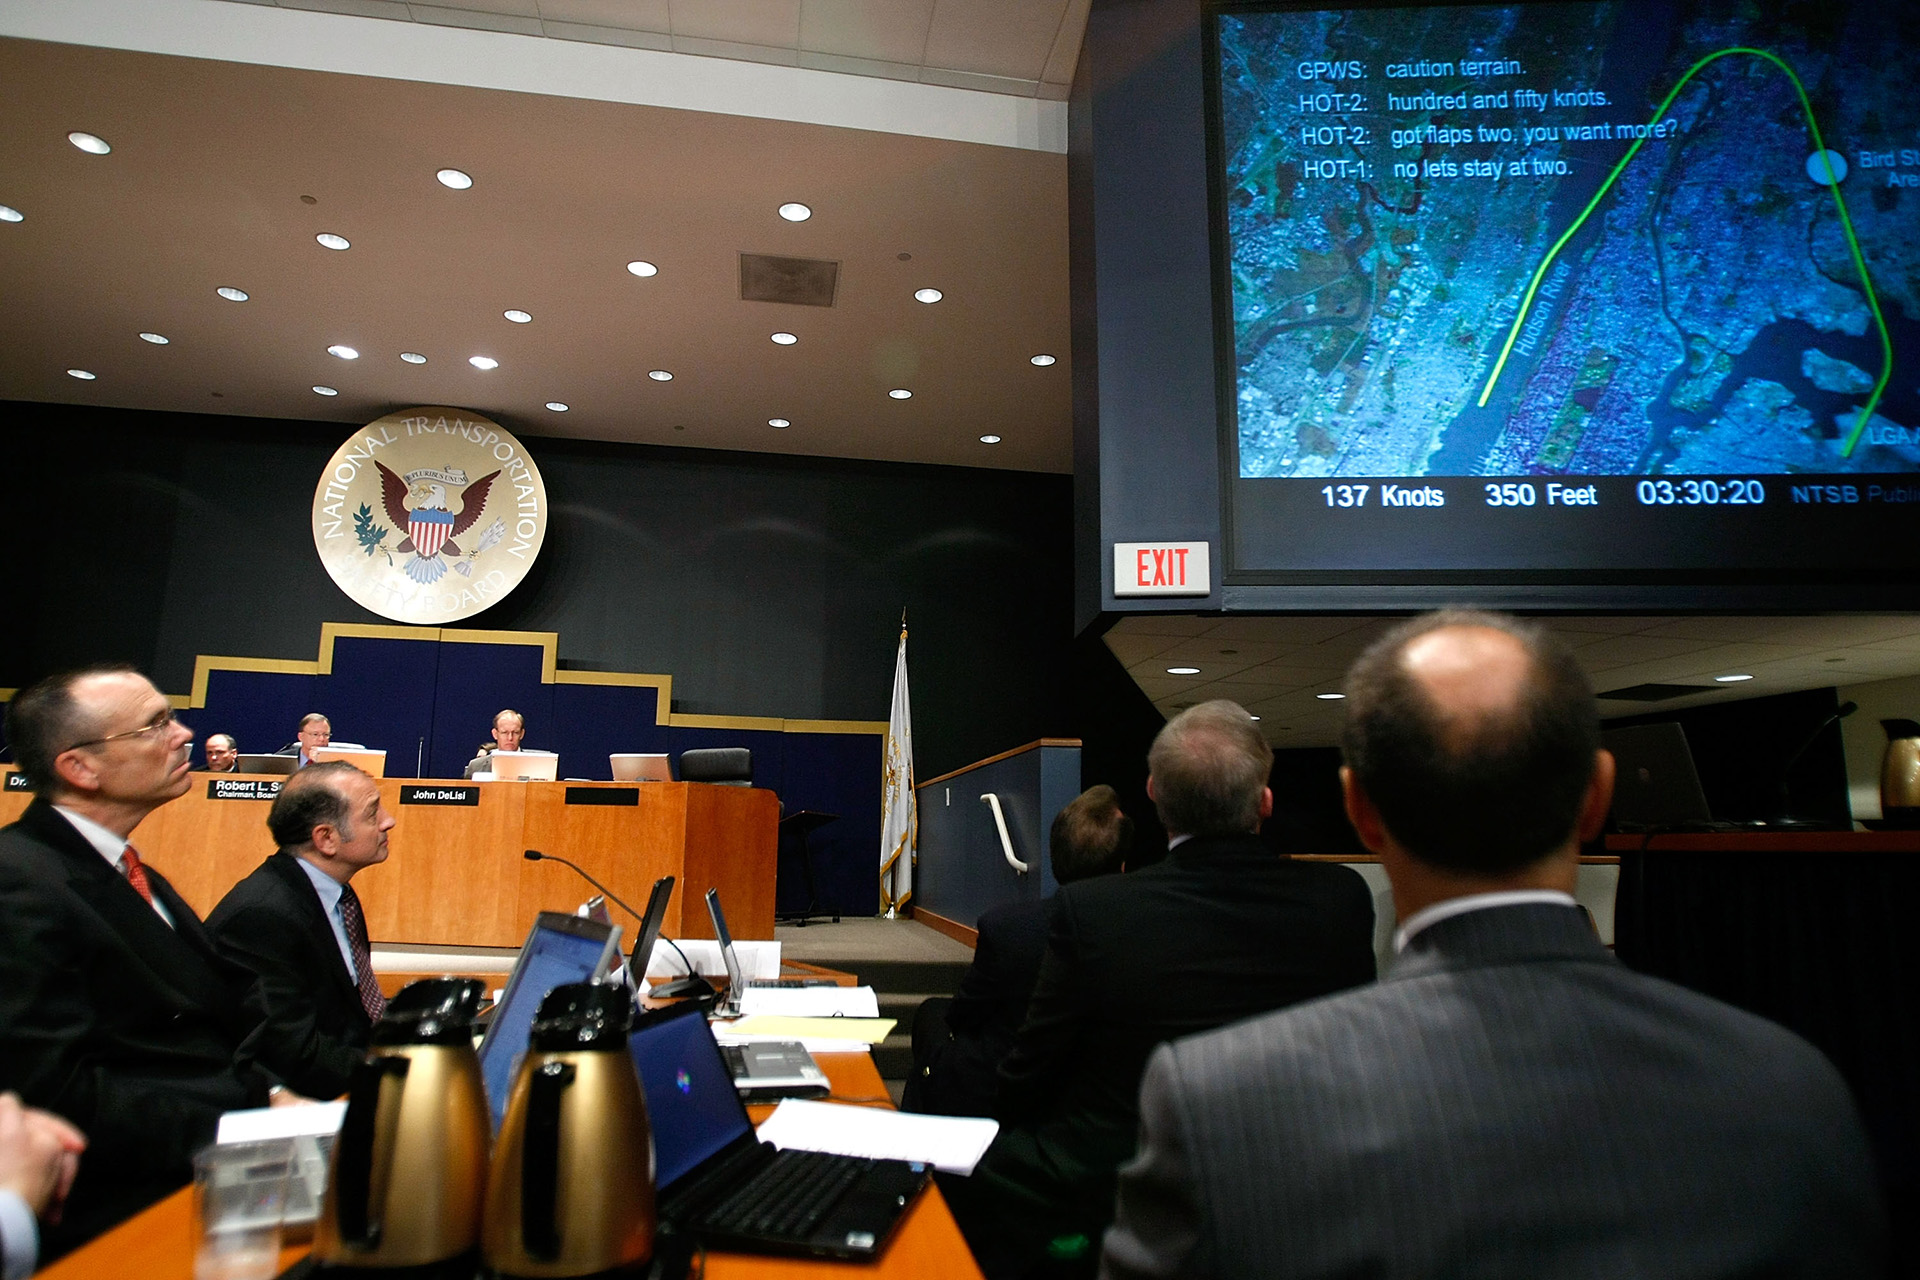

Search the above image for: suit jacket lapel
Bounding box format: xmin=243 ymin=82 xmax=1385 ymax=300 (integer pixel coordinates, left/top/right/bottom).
xmin=23 ymin=802 xmax=235 ymax=1010
xmin=267 ymin=850 xmax=363 ymax=1009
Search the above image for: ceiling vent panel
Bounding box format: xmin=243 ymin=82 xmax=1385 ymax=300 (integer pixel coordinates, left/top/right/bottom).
xmin=739 ymin=254 xmax=840 ymax=307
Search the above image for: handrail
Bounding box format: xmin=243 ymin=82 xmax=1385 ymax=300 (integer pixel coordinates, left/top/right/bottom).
xmin=979 ymin=793 xmax=1028 ymax=874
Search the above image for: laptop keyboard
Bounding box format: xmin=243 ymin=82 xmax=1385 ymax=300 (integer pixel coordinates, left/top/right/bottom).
xmin=698 ymin=1149 xmax=869 ymax=1241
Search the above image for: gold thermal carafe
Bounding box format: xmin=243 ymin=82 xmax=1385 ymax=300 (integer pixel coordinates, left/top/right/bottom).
xmin=483 ymin=982 xmax=656 ymax=1278
xmin=313 ymin=978 xmax=491 ymax=1277
xmin=1881 ymin=719 xmax=1920 ymax=823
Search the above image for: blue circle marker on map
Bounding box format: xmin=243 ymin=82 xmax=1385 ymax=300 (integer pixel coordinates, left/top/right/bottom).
xmin=1806 ymin=149 xmax=1848 ymax=186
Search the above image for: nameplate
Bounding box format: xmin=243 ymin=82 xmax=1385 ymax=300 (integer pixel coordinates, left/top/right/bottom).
xmin=400 ymin=785 xmax=480 ymax=807
xmin=3 ymin=773 xmax=31 ymax=792
xmin=207 ymin=779 xmax=282 ymax=801
xmin=565 ymin=786 xmax=638 ymax=807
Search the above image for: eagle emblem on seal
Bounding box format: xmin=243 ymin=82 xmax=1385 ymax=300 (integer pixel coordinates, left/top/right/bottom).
xmin=375 ymin=461 xmax=501 ymax=584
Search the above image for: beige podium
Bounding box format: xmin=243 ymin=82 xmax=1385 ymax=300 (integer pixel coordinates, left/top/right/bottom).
xmin=0 ymin=772 xmax=779 ymax=944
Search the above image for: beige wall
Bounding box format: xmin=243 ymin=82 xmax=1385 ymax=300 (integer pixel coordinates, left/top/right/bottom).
xmin=1837 ymin=673 xmax=1920 ymax=822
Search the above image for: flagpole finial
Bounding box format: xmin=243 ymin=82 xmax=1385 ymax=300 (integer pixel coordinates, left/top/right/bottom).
xmin=900 ymin=606 xmax=908 ymax=638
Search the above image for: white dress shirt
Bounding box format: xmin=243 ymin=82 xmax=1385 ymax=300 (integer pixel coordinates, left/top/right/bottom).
xmin=51 ymin=806 xmax=174 ymax=928
xmin=1392 ymin=889 xmax=1578 ymax=954
xmin=0 ymin=1189 xmax=36 ymax=1280
xmin=293 ymin=857 xmax=361 ymax=984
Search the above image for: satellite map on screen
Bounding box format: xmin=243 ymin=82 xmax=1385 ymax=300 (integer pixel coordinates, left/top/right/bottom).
xmin=1219 ymin=1 xmax=1920 ymax=480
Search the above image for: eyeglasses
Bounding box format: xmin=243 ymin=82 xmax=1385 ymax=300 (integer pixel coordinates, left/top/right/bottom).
xmin=67 ymin=708 xmax=180 ymax=751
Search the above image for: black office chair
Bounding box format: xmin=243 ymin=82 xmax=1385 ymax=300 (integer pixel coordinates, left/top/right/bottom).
xmin=678 ymin=747 xmax=753 ymax=786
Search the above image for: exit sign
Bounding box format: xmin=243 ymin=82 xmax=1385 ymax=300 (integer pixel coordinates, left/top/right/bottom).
xmin=1113 ymin=541 xmax=1211 ymax=596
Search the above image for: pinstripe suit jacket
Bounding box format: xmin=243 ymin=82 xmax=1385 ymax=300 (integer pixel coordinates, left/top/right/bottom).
xmin=1102 ymin=902 xmax=1886 ymax=1279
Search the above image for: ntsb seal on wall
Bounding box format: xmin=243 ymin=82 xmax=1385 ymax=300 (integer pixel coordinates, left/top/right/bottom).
xmin=311 ymin=407 xmax=549 ymax=624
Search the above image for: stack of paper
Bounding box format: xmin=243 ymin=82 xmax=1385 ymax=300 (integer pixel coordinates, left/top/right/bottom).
xmin=755 ymin=1099 xmax=999 ymax=1175
xmin=737 ymin=985 xmax=878 ymax=1018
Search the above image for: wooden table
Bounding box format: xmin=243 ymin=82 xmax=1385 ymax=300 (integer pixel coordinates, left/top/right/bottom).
xmin=0 ymin=773 xmax=780 ymax=943
xmin=39 ymin=1051 xmax=981 ymax=1280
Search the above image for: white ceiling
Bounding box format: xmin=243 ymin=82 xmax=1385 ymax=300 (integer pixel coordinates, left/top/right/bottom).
xmin=1109 ymin=614 xmax=1920 ymax=748
xmin=0 ymin=0 xmax=1074 ymax=471
xmin=216 ymin=0 xmax=1090 ymax=100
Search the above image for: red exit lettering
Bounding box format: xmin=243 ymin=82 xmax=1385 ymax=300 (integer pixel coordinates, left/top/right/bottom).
xmin=1113 ymin=541 xmax=1211 ymax=597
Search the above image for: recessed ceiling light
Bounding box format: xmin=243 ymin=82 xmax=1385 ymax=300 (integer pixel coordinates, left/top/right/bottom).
xmin=768 ymin=418 xmax=790 ymax=428
xmin=68 ymin=131 xmax=110 ymax=155
xmin=66 ymin=368 xmax=96 ymax=380
xmin=436 ymin=168 xmax=473 ymax=190
xmin=1315 ymin=692 xmax=1347 ymax=700
xmin=400 ymin=351 xmax=427 ymax=364
xmin=1167 ymin=666 xmax=1201 ymax=675
xmin=326 ymin=344 xmax=359 ymax=360
xmin=216 ymin=287 xmax=249 ymax=302
xmin=626 ymin=260 xmax=658 ymax=277
xmin=0 ymin=205 xmax=22 ymax=223
xmin=1249 ymin=715 xmax=1261 ymax=721
xmin=914 ymin=288 xmax=943 ymax=304
xmin=770 ymin=332 xmax=797 ymax=345
xmin=1030 ymin=353 xmax=1057 ymax=366
xmin=778 ymin=202 xmax=812 ymax=222
xmin=545 ymin=401 xmax=569 ymax=412
xmin=1714 ymin=673 xmax=1754 ymax=682
xmin=648 ymin=369 xmax=673 ymax=381
xmin=504 ymin=309 xmax=532 ymax=324
xmin=138 ymin=332 xmax=169 ymax=345
xmin=315 ymin=233 xmax=350 ymax=251
xmin=980 ymin=435 xmax=1002 ymax=444
xmin=312 ymin=385 xmax=338 ymax=396
xmin=888 ymin=388 xmax=912 ymax=400
xmin=469 ymin=356 xmax=499 ymax=370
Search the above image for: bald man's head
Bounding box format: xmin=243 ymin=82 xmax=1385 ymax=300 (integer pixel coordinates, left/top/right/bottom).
xmin=1341 ymin=611 xmax=1599 ymax=874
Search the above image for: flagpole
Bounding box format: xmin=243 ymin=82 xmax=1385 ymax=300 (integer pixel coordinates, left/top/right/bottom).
xmin=880 ymin=610 xmax=913 ymax=920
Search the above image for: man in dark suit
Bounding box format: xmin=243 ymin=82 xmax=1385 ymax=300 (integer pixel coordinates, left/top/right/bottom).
xmin=1103 ymin=612 xmax=1887 ymax=1279
xmin=281 ymin=713 xmax=330 ymax=769
xmin=0 ymin=666 xmax=272 ymax=1257
xmin=464 ymin=708 xmax=525 ymax=778
xmin=207 ymin=762 xmax=395 ymax=1100
xmin=200 ymin=733 xmax=239 ymax=773
xmin=906 ymin=784 xmax=1134 ymax=1118
xmin=949 ymin=701 xmax=1376 ymax=1278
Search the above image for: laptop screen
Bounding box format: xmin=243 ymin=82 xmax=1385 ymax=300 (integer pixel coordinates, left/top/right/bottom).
xmin=477 ymin=914 xmax=620 ymax=1129
xmin=705 ymin=888 xmax=746 ymax=1011
xmin=630 ymin=875 xmax=674 ymax=978
xmin=628 ymin=1007 xmax=754 ymax=1191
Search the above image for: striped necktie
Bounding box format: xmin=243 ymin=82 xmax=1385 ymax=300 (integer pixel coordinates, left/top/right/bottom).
xmin=337 ymin=883 xmax=387 ymax=1022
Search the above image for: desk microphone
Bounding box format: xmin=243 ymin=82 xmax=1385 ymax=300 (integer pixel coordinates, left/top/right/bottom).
xmin=521 ymin=850 xmax=711 ymax=996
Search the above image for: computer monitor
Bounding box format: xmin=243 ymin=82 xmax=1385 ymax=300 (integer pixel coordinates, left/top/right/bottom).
xmin=705 ymin=888 xmax=747 ymax=1016
xmin=475 ymin=911 xmax=621 ymax=1129
xmin=630 ymin=875 xmax=673 ymax=980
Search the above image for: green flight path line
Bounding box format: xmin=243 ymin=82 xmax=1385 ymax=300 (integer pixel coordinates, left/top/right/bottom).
xmin=1475 ymin=46 xmax=1893 ymax=459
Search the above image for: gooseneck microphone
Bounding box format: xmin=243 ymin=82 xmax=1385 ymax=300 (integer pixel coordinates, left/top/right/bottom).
xmin=521 ymin=850 xmax=711 ymax=996
xmin=1775 ymin=700 xmax=1859 ymax=825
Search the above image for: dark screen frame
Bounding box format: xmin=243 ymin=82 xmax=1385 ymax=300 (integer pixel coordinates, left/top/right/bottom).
xmin=1197 ymin=0 xmax=1920 ymax=610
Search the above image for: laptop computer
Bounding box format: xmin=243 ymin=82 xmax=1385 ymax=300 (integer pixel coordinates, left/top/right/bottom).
xmin=489 ymin=749 xmax=560 ymax=781
xmin=475 ymin=911 xmax=622 ymax=1129
xmin=718 ymin=1041 xmax=829 ymax=1100
xmin=234 ymin=753 xmax=298 ymax=775
xmin=628 ymin=1003 xmax=928 ymax=1261
xmin=1603 ymin=722 xmax=1717 ymax=830
xmin=610 ymin=753 xmax=673 ymax=782
xmin=704 ymin=888 xmax=838 ymax=1019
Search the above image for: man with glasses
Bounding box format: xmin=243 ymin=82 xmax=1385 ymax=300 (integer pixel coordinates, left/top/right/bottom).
xmin=0 ymin=666 xmax=272 ymax=1260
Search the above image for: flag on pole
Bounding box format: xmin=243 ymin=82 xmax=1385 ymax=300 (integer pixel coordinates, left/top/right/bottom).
xmin=879 ymin=620 xmax=916 ymax=913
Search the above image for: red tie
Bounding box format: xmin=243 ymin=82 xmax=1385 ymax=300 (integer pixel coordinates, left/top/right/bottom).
xmin=121 ymin=844 xmax=154 ymax=905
